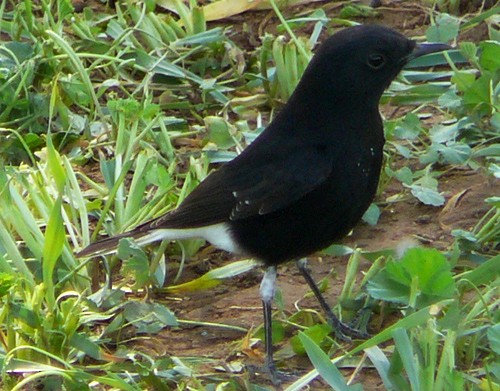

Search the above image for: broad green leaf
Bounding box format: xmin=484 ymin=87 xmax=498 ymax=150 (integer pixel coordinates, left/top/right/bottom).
xmin=388 ymin=83 xmax=449 ymax=105
xmin=70 ymin=332 xmax=102 ymax=360
xmin=0 ymin=42 xmax=34 ymax=64
xmin=362 ymin=203 xmax=381 ymax=226
xmin=397 ymin=248 xmax=455 ymax=297
xmin=403 ymin=70 xmax=453 ymax=82
xmin=429 ymin=118 xmax=474 ymax=144
xmin=463 ymin=75 xmax=492 ymax=108
xmin=460 ymin=41 xmax=479 ymax=62
xmin=118 ymin=239 xmax=151 ymax=290
xmin=438 ymin=89 xmax=462 ymax=109
xmin=291 ymin=324 xmax=331 ymax=355
xmin=479 ymin=41 xmax=500 ymax=72
xmin=386 ymin=166 xmax=413 ymax=185
xmin=367 ymin=248 xmax=455 ymax=308
xmin=420 ymin=145 xmax=440 ymax=165
xmin=452 ymin=70 xmax=476 ymax=92
xmin=452 ymin=229 xmax=478 ymax=243
xmin=205 ymin=116 xmax=236 ymax=149
xmin=394 ymin=113 xmax=423 ymax=140
xmin=425 ymin=13 xmax=460 ymax=43
xmin=60 ymin=75 xmax=92 ymax=106
xmin=409 ymin=184 xmax=445 ymax=206
xmin=435 ymin=143 xmax=471 ymax=164
xmin=394 ymin=143 xmax=412 ymax=159
xmin=368 ymin=270 xmax=412 ymax=304
xmin=123 ymin=301 xmax=177 ymax=333
xmin=153 ymin=304 xmax=179 ymax=327
xmin=321 ymin=244 xmax=354 ymax=256
xmin=255 ymin=320 xmax=285 ymax=344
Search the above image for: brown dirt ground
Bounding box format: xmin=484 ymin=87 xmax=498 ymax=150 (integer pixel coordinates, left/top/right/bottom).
xmin=76 ymin=0 xmax=497 ymax=389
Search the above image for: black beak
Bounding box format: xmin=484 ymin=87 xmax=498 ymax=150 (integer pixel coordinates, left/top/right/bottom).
xmin=410 ymin=42 xmax=453 ymax=60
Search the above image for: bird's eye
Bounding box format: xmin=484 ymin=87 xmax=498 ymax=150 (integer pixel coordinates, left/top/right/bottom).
xmin=367 ymin=53 xmax=386 ymax=69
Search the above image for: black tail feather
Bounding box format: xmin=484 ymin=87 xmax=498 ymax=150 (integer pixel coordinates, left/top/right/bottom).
xmin=76 ymin=231 xmax=146 ymax=258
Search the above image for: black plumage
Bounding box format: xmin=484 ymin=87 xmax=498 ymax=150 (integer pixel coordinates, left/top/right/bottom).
xmin=77 ymin=25 xmax=450 ymax=382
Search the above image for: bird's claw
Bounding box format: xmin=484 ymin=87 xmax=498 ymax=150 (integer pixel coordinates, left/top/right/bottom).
xmin=327 ymin=313 xmax=371 ymax=341
xmin=247 ymin=363 xmax=296 ymax=388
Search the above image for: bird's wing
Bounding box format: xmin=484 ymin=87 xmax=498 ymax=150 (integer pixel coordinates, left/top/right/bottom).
xmin=145 ymin=171 xmax=234 ymax=229
xmin=228 ymin=147 xmax=333 ymax=219
xmin=150 ymin=144 xmax=333 ymax=228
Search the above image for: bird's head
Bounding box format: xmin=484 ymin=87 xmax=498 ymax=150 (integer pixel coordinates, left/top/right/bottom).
xmin=301 ymin=25 xmax=450 ymax=104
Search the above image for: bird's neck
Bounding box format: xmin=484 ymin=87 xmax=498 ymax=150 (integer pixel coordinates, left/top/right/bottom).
xmin=277 ymin=86 xmax=383 ymax=142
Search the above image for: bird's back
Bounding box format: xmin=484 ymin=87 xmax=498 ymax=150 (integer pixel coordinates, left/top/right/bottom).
xmin=227 ymin=112 xmax=384 ymax=264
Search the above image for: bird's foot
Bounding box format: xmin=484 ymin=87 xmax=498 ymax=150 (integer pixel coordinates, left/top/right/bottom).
xmin=347 ymin=306 xmax=373 ymax=337
xmin=326 ymin=309 xmax=371 ymax=342
xmin=247 ymin=362 xmax=296 ymax=388
xmin=334 ymin=319 xmax=371 ymax=341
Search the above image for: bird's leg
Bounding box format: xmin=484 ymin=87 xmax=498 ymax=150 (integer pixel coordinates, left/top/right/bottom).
xmin=259 ymin=266 xmax=280 ymax=383
xmin=296 ymin=258 xmax=369 ymax=340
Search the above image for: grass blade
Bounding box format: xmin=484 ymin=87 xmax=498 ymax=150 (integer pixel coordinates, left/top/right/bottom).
xmin=42 ymin=196 xmax=65 ymax=309
xmin=392 ymin=328 xmax=420 ymax=391
xmin=298 ymin=331 xmax=361 ymax=391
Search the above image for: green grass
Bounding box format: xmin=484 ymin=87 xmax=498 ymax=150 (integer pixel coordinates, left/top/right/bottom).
xmin=0 ymin=0 xmax=499 ymax=390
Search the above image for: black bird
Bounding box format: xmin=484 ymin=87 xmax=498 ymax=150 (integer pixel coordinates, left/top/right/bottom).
xmin=77 ymin=25 xmax=449 ymax=381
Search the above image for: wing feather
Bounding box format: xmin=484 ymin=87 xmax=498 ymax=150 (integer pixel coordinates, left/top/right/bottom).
xmin=152 ymin=144 xmax=333 ymax=228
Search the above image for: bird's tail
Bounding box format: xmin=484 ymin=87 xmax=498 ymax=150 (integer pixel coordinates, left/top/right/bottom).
xmin=76 ymin=229 xmax=154 ymax=258
xmin=76 ymin=224 xmax=224 ymax=258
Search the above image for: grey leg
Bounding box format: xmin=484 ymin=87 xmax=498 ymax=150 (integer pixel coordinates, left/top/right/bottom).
xmin=260 ymin=266 xmax=280 ymax=384
xmin=296 ymin=258 xmax=369 ymax=340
